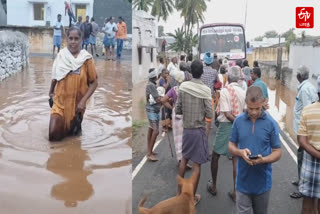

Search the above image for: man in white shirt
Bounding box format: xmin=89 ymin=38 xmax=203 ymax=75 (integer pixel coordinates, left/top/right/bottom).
xmin=167 ymin=57 xmax=178 ymax=87
xmin=167 ymin=57 xmax=178 ymax=76
xmin=53 ymin=14 xmax=64 ymax=59
xmin=158 ymin=57 xmax=165 ymax=75
xmin=103 ymin=17 xmax=118 ymax=61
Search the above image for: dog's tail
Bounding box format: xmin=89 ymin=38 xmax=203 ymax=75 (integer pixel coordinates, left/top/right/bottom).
xmin=138 ymin=195 xmax=151 ymax=214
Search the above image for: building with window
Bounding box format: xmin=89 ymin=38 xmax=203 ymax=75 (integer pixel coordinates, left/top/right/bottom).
xmin=132 ymin=10 xmax=157 ymax=83
xmin=7 ymin=0 xmax=94 ymax=27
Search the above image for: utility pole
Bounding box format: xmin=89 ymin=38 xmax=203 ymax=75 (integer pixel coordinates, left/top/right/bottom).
xmin=244 ymin=0 xmax=248 ymax=30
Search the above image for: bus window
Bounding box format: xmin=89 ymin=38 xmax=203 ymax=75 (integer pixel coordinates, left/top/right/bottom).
xmin=199 ymin=25 xmax=246 ymax=60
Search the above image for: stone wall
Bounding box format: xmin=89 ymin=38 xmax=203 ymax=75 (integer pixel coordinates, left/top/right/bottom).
xmin=0 ymin=26 xmax=132 ymax=54
xmin=252 ymin=46 xmax=289 ymax=64
xmin=0 ymin=31 xmax=29 ymax=81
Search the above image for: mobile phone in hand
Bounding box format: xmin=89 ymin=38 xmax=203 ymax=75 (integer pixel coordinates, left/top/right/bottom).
xmin=249 ymin=155 xmax=259 ymax=160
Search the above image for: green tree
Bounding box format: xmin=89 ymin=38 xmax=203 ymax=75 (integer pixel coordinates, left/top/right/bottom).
xmin=176 ymin=0 xmax=209 ymax=36
xmin=167 ymin=27 xmax=185 ymax=53
xmin=264 ymin=30 xmax=278 ymax=38
xmin=301 ymin=31 xmax=306 ymax=42
xmin=185 ymin=32 xmax=198 ymax=54
xmin=281 ymin=28 xmax=296 ymax=53
xmin=281 ymin=28 xmax=295 ymax=41
xmin=151 ymin=0 xmax=174 ymax=21
xmin=254 ymin=36 xmax=263 ymax=41
xmin=133 ymin=0 xmax=152 ymax=12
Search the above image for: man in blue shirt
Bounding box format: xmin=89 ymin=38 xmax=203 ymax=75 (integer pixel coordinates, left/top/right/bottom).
xmin=229 ymin=86 xmax=282 ymax=214
xmin=251 ymin=67 xmax=269 ymax=109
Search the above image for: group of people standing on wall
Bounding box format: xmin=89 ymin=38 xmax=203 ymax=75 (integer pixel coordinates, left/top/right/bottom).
xmin=145 ymin=53 xmax=284 ymax=213
xmin=52 ymin=1 xmax=127 ymax=61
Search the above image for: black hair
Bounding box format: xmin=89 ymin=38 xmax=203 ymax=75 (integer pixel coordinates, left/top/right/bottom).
xmin=57 ymin=14 xmax=62 ymax=17
xmin=236 ymin=59 xmax=243 ymax=68
xmin=253 ymin=60 xmax=259 ymax=67
xmin=191 ymin=60 xmax=203 ymax=78
xmin=179 ymin=62 xmax=188 ymax=72
xmin=180 ymin=55 xmax=185 ymax=61
xmin=149 ymin=68 xmax=155 ymax=73
xmin=243 ymin=60 xmax=249 ymax=67
xmin=119 ymin=16 xmax=124 ymax=21
xmin=245 ymin=86 xmax=264 ymax=103
xmin=220 ymin=65 xmax=227 ymax=74
xmin=149 ymin=68 xmax=157 ymax=80
xmin=159 ymin=57 xmax=164 ymax=63
xmin=252 ymin=67 xmax=261 ymax=78
xmin=161 ymin=68 xmax=168 ymax=74
xmin=218 ymin=59 xmax=223 ymax=65
xmin=67 ymin=26 xmax=82 ymax=38
xmin=91 ymin=17 xmax=95 ymax=22
xmin=187 ymin=54 xmax=193 ymax=62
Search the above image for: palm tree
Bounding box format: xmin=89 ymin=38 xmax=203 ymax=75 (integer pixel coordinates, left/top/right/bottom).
xmin=176 ymin=0 xmax=209 ymax=35
xmin=150 ymin=0 xmax=174 ymax=21
xmin=133 ymin=0 xmax=152 ymax=12
xmin=167 ymin=27 xmax=185 ymax=54
xmin=185 ymin=32 xmax=198 ymax=54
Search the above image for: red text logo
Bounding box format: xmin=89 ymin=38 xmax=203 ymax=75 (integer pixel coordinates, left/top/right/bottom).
xmin=296 ymin=7 xmax=314 ymax=28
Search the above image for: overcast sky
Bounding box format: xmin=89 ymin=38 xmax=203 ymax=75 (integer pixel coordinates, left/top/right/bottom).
xmin=158 ymin=0 xmax=320 ymax=40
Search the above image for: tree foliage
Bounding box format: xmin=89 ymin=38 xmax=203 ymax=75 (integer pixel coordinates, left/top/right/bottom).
xmin=151 ymin=0 xmax=174 ymax=21
xmin=254 ymin=36 xmax=263 ymax=41
xmin=133 ymin=0 xmax=152 ymax=12
xmin=167 ymin=27 xmax=198 ymax=54
xmin=264 ymin=30 xmax=278 ymax=38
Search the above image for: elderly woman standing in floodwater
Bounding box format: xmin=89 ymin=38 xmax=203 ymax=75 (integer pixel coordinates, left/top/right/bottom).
xmin=48 ymin=26 xmax=98 ymax=141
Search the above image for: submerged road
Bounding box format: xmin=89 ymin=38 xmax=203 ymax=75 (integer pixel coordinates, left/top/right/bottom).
xmin=0 ymin=53 xmax=132 ymax=214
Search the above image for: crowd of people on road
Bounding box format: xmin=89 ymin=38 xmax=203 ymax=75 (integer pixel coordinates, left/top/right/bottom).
xmin=52 ymin=2 xmax=127 ymax=61
xmin=144 ymin=51 xmax=320 ymax=213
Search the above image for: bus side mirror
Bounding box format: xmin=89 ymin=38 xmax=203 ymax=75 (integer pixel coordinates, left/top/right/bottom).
xmin=246 ymin=42 xmax=250 ymax=48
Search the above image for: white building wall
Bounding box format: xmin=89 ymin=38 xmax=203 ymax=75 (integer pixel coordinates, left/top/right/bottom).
xmin=288 ymin=44 xmax=320 ymax=91
xmin=7 ymin=0 xmax=93 ymax=27
xmin=132 ymin=10 xmax=157 ymax=84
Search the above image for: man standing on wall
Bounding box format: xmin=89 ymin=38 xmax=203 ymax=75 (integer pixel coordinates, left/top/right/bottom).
xmin=52 ymin=14 xmax=64 ymax=59
xmin=116 ymin=16 xmax=127 ymax=60
xmin=64 ymin=1 xmax=76 ymax=27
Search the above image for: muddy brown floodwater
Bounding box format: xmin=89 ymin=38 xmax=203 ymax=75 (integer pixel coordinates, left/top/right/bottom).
xmin=0 ymin=57 xmax=132 ymax=214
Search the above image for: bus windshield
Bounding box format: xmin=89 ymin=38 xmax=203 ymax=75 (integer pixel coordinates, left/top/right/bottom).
xmin=200 ymin=25 xmax=246 ymax=60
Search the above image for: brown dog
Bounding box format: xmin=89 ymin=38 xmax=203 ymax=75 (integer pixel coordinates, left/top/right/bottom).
xmin=138 ymin=175 xmax=196 ymax=214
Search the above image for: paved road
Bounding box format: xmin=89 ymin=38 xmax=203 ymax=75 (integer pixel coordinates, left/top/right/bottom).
xmin=132 ymin=123 xmax=302 ymax=214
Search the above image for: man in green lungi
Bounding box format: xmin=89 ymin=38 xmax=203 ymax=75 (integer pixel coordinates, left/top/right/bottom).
xmin=207 ymin=66 xmax=246 ymax=202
